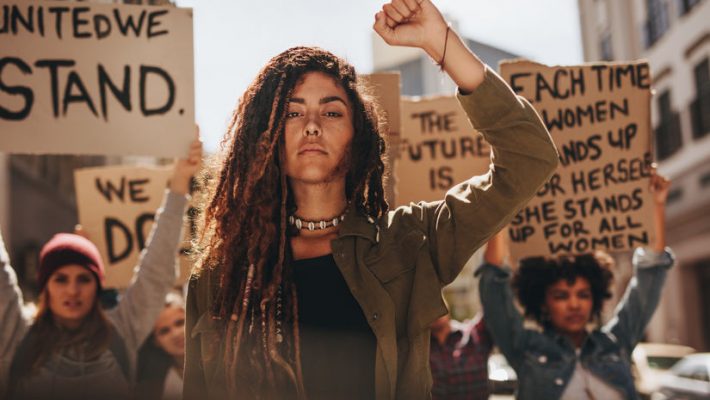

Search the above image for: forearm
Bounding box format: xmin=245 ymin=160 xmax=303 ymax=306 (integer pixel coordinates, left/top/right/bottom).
xmin=606 ymin=247 xmax=674 ymax=349
xmin=422 ymin=25 xmax=485 ymax=93
xmin=653 ymin=203 xmax=666 ymax=253
xmin=109 ymin=190 xmax=188 ymax=349
xmin=0 ymin=231 xmax=30 ymax=382
xmin=476 ymin=263 xmax=525 ymax=366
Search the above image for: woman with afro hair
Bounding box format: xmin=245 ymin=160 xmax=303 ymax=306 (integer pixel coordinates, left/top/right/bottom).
xmin=477 ymin=169 xmax=674 ymax=400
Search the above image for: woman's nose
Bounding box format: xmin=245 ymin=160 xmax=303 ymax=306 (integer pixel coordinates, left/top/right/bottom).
xmin=304 ymin=114 xmax=321 ymax=137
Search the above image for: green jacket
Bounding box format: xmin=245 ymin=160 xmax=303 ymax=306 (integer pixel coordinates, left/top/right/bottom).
xmin=184 ymin=67 xmax=559 ymax=400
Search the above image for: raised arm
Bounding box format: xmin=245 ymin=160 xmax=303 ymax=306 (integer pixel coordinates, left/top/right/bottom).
xmin=375 ymin=0 xmax=559 ymax=284
xmin=0 ymin=230 xmax=31 ymax=391
xmin=107 ymin=134 xmax=202 ymax=355
xmin=476 ymin=230 xmax=527 ymax=370
xmin=603 ymin=168 xmax=674 ymax=352
xmin=373 ymin=0 xmax=485 ymax=93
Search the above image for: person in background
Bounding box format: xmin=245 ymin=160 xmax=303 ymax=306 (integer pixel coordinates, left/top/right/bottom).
xmin=136 ymin=291 xmax=186 ymax=400
xmin=477 ymin=168 xmax=674 ymax=400
xmin=430 ymin=238 xmax=505 ymax=400
xmin=0 ymin=136 xmax=202 ymax=399
xmin=429 ymin=312 xmax=492 ymax=400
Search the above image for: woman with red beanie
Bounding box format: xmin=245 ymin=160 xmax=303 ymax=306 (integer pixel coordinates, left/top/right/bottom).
xmin=0 ymin=137 xmax=202 ymax=400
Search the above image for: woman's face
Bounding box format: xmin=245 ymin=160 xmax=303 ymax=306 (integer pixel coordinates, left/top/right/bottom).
xmin=153 ymin=306 xmax=186 ymax=358
xmin=46 ymin=264 xmax=98 ymax=329
xmin=544 ymin=277 xmax=593 ymax=335
xmin=283 ymin=71 xmax=354 ymax=185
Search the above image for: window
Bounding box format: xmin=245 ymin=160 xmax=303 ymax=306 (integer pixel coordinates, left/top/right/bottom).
xmin=647 ymin=356 xmax=682 ymax=370
xmin=691 ymin=58 xmax=710 ymax=138
xmin=655 ymin=90 xmax=683 ymax=160
xmin=600 ymin=32 xmax=614 ymax=61
xmin=678 ymin=0 xmax=702 ymax=15
xmin=667 ymin=187 xmax=683 ymax=204
xmin=700 ymin=171 xmax=710 ymax=188
xmin=396 ymin=58 xmax=424 ymax=97
xmin=645 ymin=0 xmax=670 ymax=48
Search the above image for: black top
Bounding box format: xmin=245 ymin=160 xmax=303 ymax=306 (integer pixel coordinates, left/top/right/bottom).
xmin=293 ymin=254 xmax=376 ymax=400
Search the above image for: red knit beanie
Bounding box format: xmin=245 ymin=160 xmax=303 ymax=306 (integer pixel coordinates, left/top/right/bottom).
xmin=38 ymin=233 xmax=105 ymax=291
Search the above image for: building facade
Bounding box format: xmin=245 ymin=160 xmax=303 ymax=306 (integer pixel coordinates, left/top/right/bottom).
xmin=579 ymin=0 xmax=710 ymax=351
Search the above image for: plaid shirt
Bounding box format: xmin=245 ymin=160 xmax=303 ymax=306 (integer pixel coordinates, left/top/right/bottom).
xmin=430 ymin=315 xmax=493 ymax=400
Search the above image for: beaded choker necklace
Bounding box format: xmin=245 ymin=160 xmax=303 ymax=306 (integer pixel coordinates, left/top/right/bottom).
xmin=288 ymin=208 xmax=347 ymax=231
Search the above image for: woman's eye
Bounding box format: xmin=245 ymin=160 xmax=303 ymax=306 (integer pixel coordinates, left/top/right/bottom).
xmin=552 ymin=293 xmax=568 ymax=300
xmin=324 ymin=111 xmax=342 ymax=117
xmin=54 ymin=276 xmax=68 ymax=284
xmin=286 ymin=111 xmax=300 ymax=118
xmin=578 ymin=291 xmax=592 ymax=299
xmin=78 ymin=275 xmax=93 ymax=284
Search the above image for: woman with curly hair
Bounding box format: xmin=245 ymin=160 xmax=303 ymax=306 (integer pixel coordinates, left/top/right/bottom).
xmin=478 ymin=171 xmax=674 ymax=400
xmin=184 ymin=0 xmax=558 ymax=399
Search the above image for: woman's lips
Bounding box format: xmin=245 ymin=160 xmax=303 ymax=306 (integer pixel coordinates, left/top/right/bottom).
xmin=565 ymin=314 xmax=587 ymax=324
xmin=298 ymin=146 xmax=327 ymax=155
xmin=62 ymin=300 xmax=83 ymax=310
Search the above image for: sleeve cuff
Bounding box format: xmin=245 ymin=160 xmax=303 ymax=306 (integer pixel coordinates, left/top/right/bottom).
xmin=632 ymin=247 xmax=675 ymax=270
xmin=475 ymin=262 xmax=511 ymax=278
xmin=163 ymin=189 xmax=190 ymax=214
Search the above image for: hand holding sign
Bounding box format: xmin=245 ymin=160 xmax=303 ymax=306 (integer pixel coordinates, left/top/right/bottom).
xmin=650 ymin=166 xmax=670 ymax=253
xmin=170 ymin=126 xmax=203 ymax=195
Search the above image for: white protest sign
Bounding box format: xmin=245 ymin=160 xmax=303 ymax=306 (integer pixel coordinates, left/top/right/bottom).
xmin=0 ymin=1 xmax=194 ymax=157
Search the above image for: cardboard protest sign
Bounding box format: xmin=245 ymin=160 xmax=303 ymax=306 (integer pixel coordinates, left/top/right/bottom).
xmin=74 ymin=165 xmax=194 ymax=288
xmin=394 ymin=96 xmax=491 ymax=206
xmin=361 ymin=73 xmax=401 ymax=138
xmin=361 ymin=73 xmax=401 ymax=205
xmin=0 ymin=1 xmax=194 ymax=157
xmin=499 ymin=60 xmax=655 ymax=259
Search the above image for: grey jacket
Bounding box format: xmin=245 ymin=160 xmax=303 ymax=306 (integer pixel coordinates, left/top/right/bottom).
xmin=0 ymin=190 xmax=187 ymax=399
xmin=478 ymin=247 xmax=675 ymax=400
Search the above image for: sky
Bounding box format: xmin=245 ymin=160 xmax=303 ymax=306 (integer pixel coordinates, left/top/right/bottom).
xmin=175 ymin=0 xmax=584 ymax=151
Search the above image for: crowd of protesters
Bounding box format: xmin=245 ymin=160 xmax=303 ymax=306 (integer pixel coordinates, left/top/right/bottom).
xmin=0 ymin=0 xmax=681 ymax=399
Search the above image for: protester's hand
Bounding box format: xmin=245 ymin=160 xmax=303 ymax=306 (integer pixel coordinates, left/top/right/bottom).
xmin=373 ymin=0 xmax=485 ymax=93
xmin=73 ymin=224 xmax=90 ymax=240
xmin=373 ymin=0 xmax=448 ymax=54
xmin=649 ymin=164 xmax=671 ymax=206
xmin=170 ymin=126 xmax=203 ymax=195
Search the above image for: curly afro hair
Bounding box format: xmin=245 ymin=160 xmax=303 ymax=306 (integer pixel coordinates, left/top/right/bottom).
xmin=512 ymin=252 xmax=615 ymax=327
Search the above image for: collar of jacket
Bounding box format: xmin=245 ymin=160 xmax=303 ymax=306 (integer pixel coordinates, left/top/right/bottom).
xmin=542 ymin=326 xmax=608 ymax=354
xmin=336 ymin=205 xmax=380 ymax=243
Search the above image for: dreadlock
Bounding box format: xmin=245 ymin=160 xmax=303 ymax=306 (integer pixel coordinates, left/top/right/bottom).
xmin=194 ymin=46 xmax=388 ymax=398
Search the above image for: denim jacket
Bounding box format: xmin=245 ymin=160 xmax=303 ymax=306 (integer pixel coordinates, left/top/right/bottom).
xmin=478 ymin=247 xmax=674 ymax=400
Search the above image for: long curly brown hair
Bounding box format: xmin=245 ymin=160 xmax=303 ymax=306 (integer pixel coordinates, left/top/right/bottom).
xmin=194 ymin=46 xmax=388 ymax=398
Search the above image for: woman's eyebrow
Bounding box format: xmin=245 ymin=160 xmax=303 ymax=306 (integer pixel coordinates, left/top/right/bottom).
xmin=287 ymin=96 xmax=347 ymax=105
